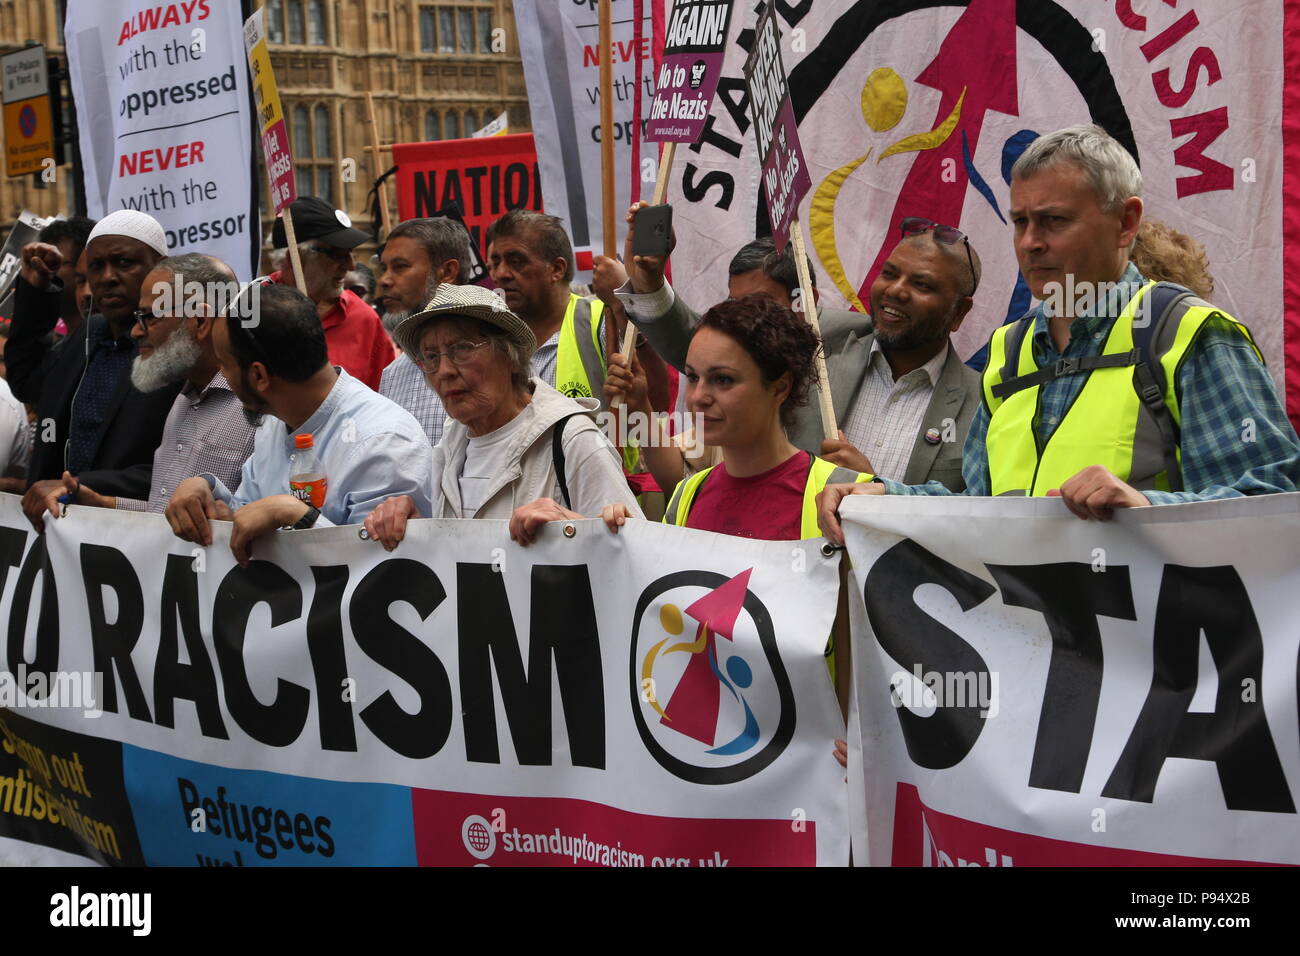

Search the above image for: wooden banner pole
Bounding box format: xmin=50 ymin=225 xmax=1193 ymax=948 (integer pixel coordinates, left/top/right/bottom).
xmin=599 ymin=0 xmax=619 ymax=367
xmin=281 ymin=209 xmax=309 ymax=296
xmin=365 ymin=93 xmax=393 ymax=238
xmin=650 ymin=141 xmax=676 ymax=206
xmin=617 ymin=141 xmax=680 ymax=364
xmin=789 ymin=219 xmax=836 ymax=440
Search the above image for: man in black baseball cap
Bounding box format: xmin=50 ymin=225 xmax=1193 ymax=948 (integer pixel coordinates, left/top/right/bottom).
xmin=271 ymin=195 xmax=370 ymax=249
xmin=272 ymin=196 xmax=394 ymax=389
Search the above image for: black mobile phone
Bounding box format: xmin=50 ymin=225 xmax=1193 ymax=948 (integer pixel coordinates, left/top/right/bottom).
xmin=632 ymin=204 xmax=673 ymax=258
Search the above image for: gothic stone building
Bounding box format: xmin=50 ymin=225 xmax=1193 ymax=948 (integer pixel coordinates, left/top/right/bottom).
xmin=1 ymin=0 xmax=530 ymax=251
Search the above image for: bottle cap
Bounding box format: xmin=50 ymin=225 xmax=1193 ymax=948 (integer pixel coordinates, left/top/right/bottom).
xmin=295 ymin=433 xmax=314 ymax=449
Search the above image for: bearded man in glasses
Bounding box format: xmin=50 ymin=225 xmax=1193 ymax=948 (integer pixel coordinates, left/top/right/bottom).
xmin=618 ymin=209 xmax=984 ymax=490
xmin=46 ymin=253 xmax=260 ymax=519
xmin=817 ymin=124 xmax=1300 ymax=543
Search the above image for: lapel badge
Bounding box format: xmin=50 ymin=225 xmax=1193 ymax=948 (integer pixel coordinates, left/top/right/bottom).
xmin=924 ymin=426 xmax=942 ymax=445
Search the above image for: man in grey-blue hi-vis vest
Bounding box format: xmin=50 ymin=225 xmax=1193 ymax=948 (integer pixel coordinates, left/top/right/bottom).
xmin=487 ymin=210 xmax=660 ymax=476
xmin=485 ymin=210 xmax=616 ymax=403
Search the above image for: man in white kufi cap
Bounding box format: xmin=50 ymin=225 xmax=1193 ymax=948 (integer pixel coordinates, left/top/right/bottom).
xmin=10 ymin=208 xmax=184 ymax=530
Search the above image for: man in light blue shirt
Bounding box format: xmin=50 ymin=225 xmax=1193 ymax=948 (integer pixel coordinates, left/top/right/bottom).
xmin=165 ymin=283 xmax=433 ymax=565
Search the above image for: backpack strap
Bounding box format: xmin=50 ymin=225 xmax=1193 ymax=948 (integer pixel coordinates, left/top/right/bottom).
xmin=989 ymin=351 xmax=1142 ymax=399
xmin=1129 ymin=282 xmax=1195 ymax=493
xmin=990 ymin=308 xmax=1143 ymax=401
xmin=992 ymin=314 xmax=1035 ymax=398
xmin=550 ymin=412 xmax=589 ymax=510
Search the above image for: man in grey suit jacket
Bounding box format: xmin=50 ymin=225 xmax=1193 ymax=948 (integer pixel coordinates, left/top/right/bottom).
xmin=615 ymin=217 xmax=983 ymax=491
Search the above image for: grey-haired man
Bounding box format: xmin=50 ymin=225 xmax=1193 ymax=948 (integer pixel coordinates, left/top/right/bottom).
xmin=376 ymin=216 xmax=472 ymax=444
xmin=60 ymin=253 xmax=259 ymax=514
xmin=818 ymin=123 xmax=1300 ymax=540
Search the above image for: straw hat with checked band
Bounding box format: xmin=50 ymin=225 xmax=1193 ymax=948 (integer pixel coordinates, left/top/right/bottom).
xmin=393 ymin=284 xmax=537 ymax=364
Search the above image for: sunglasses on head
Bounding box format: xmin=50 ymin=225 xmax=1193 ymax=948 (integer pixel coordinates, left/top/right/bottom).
xmin=899 ymin=217 xmax=978 ymax=297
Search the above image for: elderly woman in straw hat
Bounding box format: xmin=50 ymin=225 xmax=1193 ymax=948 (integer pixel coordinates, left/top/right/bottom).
xmin=363 ymin=284 xmax=642 ymax=547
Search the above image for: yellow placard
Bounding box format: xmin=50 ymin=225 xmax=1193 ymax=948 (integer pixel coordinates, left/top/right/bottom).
xmin=246 ymin=39 xmax=283 ymax=133
xmin=4 ymin=95 xmax=53 ymax=177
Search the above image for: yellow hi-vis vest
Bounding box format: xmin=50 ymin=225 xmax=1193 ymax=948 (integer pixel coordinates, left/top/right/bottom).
xmin=663 ymin=455 xmax=872 ymax=683
xmin=554 ymin=293 xmax=606 ymax=401
xmin=982 ymin=281 xmax=1262 ymax=497
xmin=553 ymin=293 xmax=642 ymax=475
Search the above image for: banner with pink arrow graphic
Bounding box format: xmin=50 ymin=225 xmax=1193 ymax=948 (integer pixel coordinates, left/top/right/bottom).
xmin=666 ymin=0 xmax=1300 ymax=426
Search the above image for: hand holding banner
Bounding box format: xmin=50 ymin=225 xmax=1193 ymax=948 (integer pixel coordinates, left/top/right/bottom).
xmin=840 ymin=493 xmax=1300 ymax=867
xmin=0 ymin=498 xmax=849 ymax=867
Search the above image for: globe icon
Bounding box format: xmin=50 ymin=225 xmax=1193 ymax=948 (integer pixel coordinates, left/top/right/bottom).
xmin=466 ymin=821 xmax=491 ymax=853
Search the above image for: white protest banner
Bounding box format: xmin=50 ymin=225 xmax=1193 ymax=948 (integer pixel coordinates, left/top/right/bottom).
xmin=666 ymin=0 xmax=1299 ymax=403
xmin=0 ymin=497 xmax=847 ymax=866
xmin=65 ymin=0 xmax=259 ymax=280
xmin=840 ymin=493 xmax=1300 ymax=866
xmin=513 ymin=0 xmax=661 ymax=277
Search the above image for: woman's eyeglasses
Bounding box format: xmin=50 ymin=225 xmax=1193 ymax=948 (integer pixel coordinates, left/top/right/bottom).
xmin=416 ymin=340 xmax=491 ymax=372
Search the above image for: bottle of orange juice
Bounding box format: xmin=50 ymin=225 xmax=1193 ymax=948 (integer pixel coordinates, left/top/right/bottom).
xmin=288 ymin=433 xmax=327 ymax=508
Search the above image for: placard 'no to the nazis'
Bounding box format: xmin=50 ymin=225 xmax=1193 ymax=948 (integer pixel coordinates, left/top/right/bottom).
xmin=742 ymin=2 xmax=811 ymax=250
xmin=645 ymin=0 xmax=735 ymax=144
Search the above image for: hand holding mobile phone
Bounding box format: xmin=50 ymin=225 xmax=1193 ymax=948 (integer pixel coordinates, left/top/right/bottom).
xmin=632 ymin=204 xmax=673 ymax=259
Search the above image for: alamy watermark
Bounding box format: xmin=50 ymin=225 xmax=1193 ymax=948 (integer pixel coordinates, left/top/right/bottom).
xmin=148 ymin=273 xmax=263 ymax=327
xmin=597 ymin=411 xmax=706 ymax=458
xmin=890 ymin=665 xmax=999 ymax=719
xmin=0 ymin=666 xmax=104 ymax=718
xmin=1040 ymin=275 xmax=1151 ymax=326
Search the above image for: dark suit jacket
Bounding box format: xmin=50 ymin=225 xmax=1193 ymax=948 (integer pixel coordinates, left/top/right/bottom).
xmin=638 ymin=290 xmax=981 ymax=490
xmin=8 ymin=278 xmax=181 ymax=498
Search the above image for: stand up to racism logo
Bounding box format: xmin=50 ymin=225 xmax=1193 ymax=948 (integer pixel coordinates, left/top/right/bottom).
xmin=629 ymin=569 xmax=796 ymax=784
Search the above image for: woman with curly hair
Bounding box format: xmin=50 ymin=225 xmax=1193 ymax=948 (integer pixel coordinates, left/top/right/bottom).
xmin=511 ymin=293 xmax=863 ymax=765
xmin=609 ymin=294 xmax=867 ymax=734
xmin=644 ymin=293 xmax=872 ymax=538
xmin=511 ymin=292 xmax=871 ymax=541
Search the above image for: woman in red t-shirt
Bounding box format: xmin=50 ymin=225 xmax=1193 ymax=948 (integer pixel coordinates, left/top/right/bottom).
xmin=606 ymin=293 xmax=848 ymax=539
xmin=598 ymin=294 xmax=859 ymax=770
xmin=512 ymin=294 xmax=857 ymax=768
